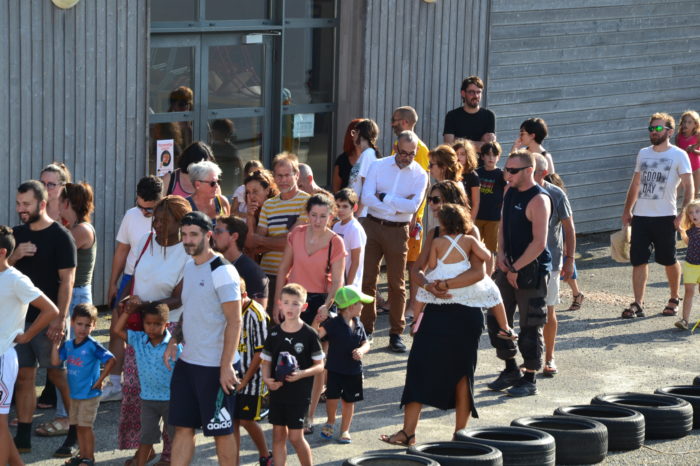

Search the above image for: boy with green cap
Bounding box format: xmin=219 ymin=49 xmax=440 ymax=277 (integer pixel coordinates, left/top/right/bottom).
xmin=312 ymin=285 xmax=372 ymax=444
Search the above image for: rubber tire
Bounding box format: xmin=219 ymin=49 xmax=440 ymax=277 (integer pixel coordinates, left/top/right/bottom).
xmin=694 ymin=375 xmax=700 ymax=386
xmin=511 ymin=415 xmax=607 ymax=464
xmin=408 ymin=441 xmax=503 ymax=466
xmin=454 ymin=426 xmax=555 ymax=466
xmin=655 ymin=386 xmax=700 ymax=428
xmin=343 ymin=453 xmax=439 ymax=466
xmin=591 ymin=392 xmax=693 ymax=439
xmin=554 ymin=404 xmax=644 ymax=451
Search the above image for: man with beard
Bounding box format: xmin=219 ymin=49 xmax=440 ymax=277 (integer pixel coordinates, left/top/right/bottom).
xmin=621 ymin=113 xmax=694 ymax=319
xmin=213 ymin=215 xmax=269 ymax=309
xmin=9 ymin=180 xmax=77 ymax=455
xmin=443 ymin=75 xmax=496 ymax=150
xmin=166 ymin=211 xmax=242 ymax=466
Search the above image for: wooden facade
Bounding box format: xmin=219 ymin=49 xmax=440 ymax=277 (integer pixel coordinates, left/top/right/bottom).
xmin=1 ymin=0 xmax=149 ymax=304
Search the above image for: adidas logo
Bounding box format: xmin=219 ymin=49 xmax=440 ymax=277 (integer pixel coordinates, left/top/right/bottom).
xmin=207 ymin=407 xmax=232 ymax=430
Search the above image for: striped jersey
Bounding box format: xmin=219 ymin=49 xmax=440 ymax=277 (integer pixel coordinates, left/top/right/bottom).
xmin=258 ymin=190 xmax=309 ymax=274
xmin=238 ymin=299 xmax=270 ymax=396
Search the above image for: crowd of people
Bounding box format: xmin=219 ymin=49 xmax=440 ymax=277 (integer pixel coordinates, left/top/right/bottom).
xmin=1 ymin=74 xmax=698 ymax=466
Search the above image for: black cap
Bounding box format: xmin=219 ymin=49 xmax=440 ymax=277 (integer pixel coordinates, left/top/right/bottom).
xmin=180 ymin=211 xmax=213 ymax=232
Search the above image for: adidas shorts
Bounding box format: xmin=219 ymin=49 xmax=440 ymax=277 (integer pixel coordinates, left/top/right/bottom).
xmin=0 ymin=347 xmax=19 ymax=414
xmin=169 ymin=359 xmax=237 ymax=436
xmin=325 ymin=370 xmax=364 ymax=403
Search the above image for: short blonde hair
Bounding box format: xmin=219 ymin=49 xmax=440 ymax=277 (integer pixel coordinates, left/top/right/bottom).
xmin=649 ymin=112 xmax=675 ymax=130
xmin=272 ymin=152 xmax=300 ymax=175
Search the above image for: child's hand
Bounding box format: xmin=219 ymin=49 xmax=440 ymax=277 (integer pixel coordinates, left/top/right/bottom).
xmin=315 ymin=306 xmax=329 ymax=322
xmin=91 ymin=379 xmax=107 ymax=391
xmin=264 ymin=378 xmax=282 ymax=391
xmin=14 ymin=332 xmax=29 ymax=345
xmin=351 ymin=348 xmax=364 ymax=360
xmin=125 ymin=296 xmax=143 ymax=314
xmin=285 ymin=370 xmax=303 ymax=383
xmin=163 ymin=341 xmax=180 ymax=370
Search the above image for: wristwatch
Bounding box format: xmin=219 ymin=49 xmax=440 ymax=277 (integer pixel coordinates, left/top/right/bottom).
xmin=508 ymin=265 xmax=518 ymax=274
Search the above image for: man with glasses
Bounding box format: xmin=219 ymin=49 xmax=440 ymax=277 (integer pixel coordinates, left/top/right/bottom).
xmin=103 ymin=175 xmax=162 ymax=402
xmin=620 ymin=113 xmax=693 ymax=320
xmin=443 ymin=75 xmax=496 ymax=150
xmin=360 ymin=131 xmax=428 ymax=352
xmin=487 ymin=150 xmax=551 ymax=397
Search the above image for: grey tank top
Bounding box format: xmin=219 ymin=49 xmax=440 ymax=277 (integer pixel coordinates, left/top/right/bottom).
xmin=74 ymin=223 xmax=97 ymax=287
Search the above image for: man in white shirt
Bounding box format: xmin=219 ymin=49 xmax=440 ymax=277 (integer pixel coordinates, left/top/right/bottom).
xmin=360 ymin=131 xmax=428 ymax=352
xmin=621 ymin=112 xmax=694 ymax=320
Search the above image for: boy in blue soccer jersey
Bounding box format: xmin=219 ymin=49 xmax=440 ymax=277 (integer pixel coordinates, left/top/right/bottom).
xmin=51 ymin=304 xmax=115 ymax=466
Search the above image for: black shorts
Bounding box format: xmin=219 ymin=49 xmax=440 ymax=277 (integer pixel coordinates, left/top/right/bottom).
xmin=234 ymin=393 xmax=264 ymax=421
xmin=630 ymin=215 xmax=677 ymax=266
xmin=268 ymin=399 xmax=309 ymax=429
xmin=169 ymin=360 xmax=236 ymax=437
xmin=325 ymin=370 xmax=363 ymax=403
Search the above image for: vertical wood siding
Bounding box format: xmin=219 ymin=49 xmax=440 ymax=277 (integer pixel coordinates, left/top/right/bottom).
xmin=1 ymin=0 xmax=148 ymax=304
xmin=362 ymin=0 xmax=490 ymax=155
xmin=487 ymin=0 xmax=700 ymax=233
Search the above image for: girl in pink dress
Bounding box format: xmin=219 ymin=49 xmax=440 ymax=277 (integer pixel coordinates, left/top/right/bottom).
xmin=676 ymin=110 xmax=700 ymax=196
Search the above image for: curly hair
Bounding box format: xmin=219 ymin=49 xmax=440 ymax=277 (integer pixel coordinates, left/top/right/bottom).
xmin=244 ymin=169 xmax=279 ymax=199
xmin=437 ymin=203 xmax=473 ymax=236
xmin=452 ymin=139 xmax=478 ymax=174
xmin=153 ymin=196 xmax=192 ymax=250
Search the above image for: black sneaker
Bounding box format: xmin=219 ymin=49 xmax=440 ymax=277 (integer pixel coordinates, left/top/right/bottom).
xmin=506 ymin=379 xmax=538 ymax=397
xmin=487 ymin=369 xmax=522 ymax=391
xmin=389 ymin=334 xmax=407 ymax=353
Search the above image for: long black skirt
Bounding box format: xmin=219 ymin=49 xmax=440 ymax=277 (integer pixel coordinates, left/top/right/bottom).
xmin=400 ymin=303 xmax=484 ymax=418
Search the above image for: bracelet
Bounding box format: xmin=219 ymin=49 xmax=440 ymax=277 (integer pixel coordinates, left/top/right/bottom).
xmin=508 ymin=265 xmax=518 ymax=273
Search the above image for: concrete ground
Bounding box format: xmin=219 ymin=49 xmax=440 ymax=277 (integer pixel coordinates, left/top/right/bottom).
xmin=13 ymin=233 xmax=700 ymax=465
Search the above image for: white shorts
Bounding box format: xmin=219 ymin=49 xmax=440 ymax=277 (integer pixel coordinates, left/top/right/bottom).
xmin=545 ymin=270 xmax=561 ymax=307
xmin=0 ymin=347 xmax=19 ymax=414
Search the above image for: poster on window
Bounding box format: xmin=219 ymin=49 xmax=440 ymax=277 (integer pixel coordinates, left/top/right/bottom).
xmin=293 ymin=114 xmax=314 ymax=138
xmin=156 ymin=139 xmax=174 ymax=176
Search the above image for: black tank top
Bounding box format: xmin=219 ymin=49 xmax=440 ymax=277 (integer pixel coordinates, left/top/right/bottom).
xmin=502 ymin=184 xmax=552 ymax=274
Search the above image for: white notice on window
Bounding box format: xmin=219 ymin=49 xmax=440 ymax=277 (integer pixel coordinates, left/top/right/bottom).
xmin=156 ymin=139 xmax=174 ymax=176
xmin=293 ymin=114 xmax=314 ymax=138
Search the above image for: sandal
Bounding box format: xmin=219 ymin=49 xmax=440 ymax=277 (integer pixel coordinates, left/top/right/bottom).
xmin=54 ymin=445 xmax=77 ymax=458
xmin=36 ymin=419 xmax=70 ymax=437
xmin=497 ymin=327 xmax=518 ymax=341
xmin=338 ymin=431 xmax=352 ymax=444
xmin=320 ymin=423 xmax=334 ymax=440
xmin=662 ymin=298 xmax=681 ymax=316
xmin=567 ymin=293 xmax=585 ymax=311
xmin=622 ymin=302 xmax=644 ymax=319
xmin=543 ymin=359 xmax=558 ymax=377
xmin=303 ymin=418 xmax=314 ymax=436
xmin=64 ymin=457 xmax=83 ymax=466
xmin=380 ymin=429 xmax=416 ymax=446
xmin=675 ymin=319 xmax=689 ymax=330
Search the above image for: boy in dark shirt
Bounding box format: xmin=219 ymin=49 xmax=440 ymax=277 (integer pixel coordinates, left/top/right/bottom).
xmin=476 ymin=142 xmax=506 ymax=257
xmin=313 ymin=285 xmax=371 ymax=444
xmin=261 ymin=284 xmax=324 ymax=466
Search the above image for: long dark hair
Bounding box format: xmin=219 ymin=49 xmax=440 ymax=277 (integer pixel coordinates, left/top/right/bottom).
xmin=354 ymin=119 xmax=382 ymax=158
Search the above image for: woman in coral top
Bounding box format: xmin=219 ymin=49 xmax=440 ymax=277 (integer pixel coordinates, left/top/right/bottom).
xmin=676 ymin=110 xmax=700 ymax=196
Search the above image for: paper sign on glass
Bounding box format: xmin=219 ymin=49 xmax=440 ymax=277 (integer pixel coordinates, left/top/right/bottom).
xmin=156 ymin=139 xmax=174 ymax=176
xmin=293 ymin=114 xmax=314 ymax=138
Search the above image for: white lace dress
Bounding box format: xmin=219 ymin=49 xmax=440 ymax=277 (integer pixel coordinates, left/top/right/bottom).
xmin=416 ymin=234 xmax=502 ymax=308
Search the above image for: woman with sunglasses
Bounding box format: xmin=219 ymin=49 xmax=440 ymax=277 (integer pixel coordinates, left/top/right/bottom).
xmin=185 ymin=160 xmax=230 ymax=219
xmin=162 ymin=141 xmax=216 ymax=198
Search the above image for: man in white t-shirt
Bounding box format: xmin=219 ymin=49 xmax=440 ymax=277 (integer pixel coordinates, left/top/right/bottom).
xmin=103 ymin=176 xmax=161 ymax=401
xmin=332 ymin=188 xmax=367 ymax=288
xmin=166 ymin=211 xmax=242 ymax=466
xmin=621 ymin=112 xmax=694 ymax=319
xmin=0 ymin=225 xmax=59 ymax=464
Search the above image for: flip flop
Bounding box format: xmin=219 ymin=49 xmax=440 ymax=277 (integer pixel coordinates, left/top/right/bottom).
xmin=380 ymin=429 xmax=416 ymax=446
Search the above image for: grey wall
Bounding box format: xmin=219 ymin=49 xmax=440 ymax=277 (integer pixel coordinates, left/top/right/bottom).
xmin=358 ymin=0 xmax=490 ymax=155
xmin=1 ymin=0 xmax=149 ymax=305
xmin=487 ymin=0 xmax=700 ymax=233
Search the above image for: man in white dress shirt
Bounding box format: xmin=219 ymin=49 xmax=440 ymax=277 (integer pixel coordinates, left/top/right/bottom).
xmin=360 ymin=131 xmax=428 ymax=352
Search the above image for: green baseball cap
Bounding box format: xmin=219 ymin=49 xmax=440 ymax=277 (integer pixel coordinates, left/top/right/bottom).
xmin=335 ymin=285 xmax=374 ymax=309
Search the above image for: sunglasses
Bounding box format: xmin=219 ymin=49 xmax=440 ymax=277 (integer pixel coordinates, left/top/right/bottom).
xmin=136 ymin=203 xmax=154 ymax=214
xmin=199 ymin=179 xmax=220 ymax=187
xmin=428 ymin=196 xmax=442 ymax=204
xmin=648 ymin=125 xmax=671 ymax=133
xmin=505 ymin=166 xmax=529 ymax=175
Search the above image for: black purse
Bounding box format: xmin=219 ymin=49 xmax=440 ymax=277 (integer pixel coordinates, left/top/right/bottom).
xmin=515 ymin=259 xmax=541 ymax=289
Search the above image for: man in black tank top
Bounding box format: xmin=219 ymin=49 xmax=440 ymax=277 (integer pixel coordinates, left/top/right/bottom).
xmin=486 ymin=150 xmax=552 ymax=398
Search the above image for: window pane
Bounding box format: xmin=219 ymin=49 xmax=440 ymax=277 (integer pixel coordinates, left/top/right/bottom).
xmin=285 ymin=0 xmax=335 ymax=18
xmin=282 ymin=112 xmax=332 ymax=187
xmin=208 ymin=117 xmax=263 ymax=196
xmin=150 ymin=47 xmax=195 ymax=114
xmin=283 ymin=28 xmax=334 ymax=105
xmin=209 ymin=44 xmax=265 ymax=109
xmin=149 ymin=121 xmax=193 ymax=176
xmin=206 ymin=0 xmax=269 ymax=20
xmin=151 ymin=0 xmax=198 ymax=22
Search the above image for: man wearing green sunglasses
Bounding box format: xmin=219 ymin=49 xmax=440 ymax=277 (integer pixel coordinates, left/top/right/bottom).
xmin=620 ymin=112 xmax=694 ymax=320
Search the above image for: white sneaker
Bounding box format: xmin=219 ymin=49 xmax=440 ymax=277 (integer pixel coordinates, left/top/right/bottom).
xmin=100 ymin=382 xmax=123 ymax=402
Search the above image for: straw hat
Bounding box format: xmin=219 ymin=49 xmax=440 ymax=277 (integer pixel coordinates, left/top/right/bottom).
xmin=610 ymin=226 xmax=631 ymax=263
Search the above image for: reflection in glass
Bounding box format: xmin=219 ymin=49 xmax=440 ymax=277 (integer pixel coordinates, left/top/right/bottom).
xmin=282 ymin=112 xmax=332 ymax=187
xmin=283 ymin=29 xmax=334 ymax=105
xmin=209 ymin=44 xmax=265 ymax=109
xmin=149 ymin=121 xmax=192 ymax=176
xmin=150 ymin=47 xmax=195 ymax=113
xmin=151 ymin=0 xmax=197 ymax=22
xmin=208 ymin=117 xmax=263 ymax=196
xmin=206 ymin=0 xmax=269 ymax=20
xmin=285 ymin=0 xmax=336 ymax=18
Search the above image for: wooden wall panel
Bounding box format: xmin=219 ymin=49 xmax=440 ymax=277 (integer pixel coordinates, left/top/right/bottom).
xmin=487 ymin=0 xmax=700 ymax=233
xmin=1 ymin=0 xmax=149 ymax=304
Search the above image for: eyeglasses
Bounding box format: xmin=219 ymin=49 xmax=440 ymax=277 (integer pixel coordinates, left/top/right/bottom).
xmin=398 ymin=150 xmax=416 ymax=157
xmin=41 ymin=181 xmax=62 ymax=190
xmin=648 ymin=125 xmax=671 ymax=133
xmin=505 ymin=166 xmax=529 ymax=175
xmin=213 ymin=227 xmax=228 ymax=235
xmin=465 ymin=90 xmax=482 ymax=95
xmin=199 ymin=179 xmax=220 ymax=187
xmin=136 ymin=203 xmax=154 ymax=214
xmin=428 ymin=196 xmax=442 ymax=204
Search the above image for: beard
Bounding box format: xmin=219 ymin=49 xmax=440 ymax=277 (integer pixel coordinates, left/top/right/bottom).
xmin=19 ymin=206 xmax=41 ymax=225
xmin=649 ymin=133 xmax=669 ymax=146
xmin=184 ymin=237 xmax=207 ymax=257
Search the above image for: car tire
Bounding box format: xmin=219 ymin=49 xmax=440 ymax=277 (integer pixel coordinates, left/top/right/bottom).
xmin=342 ymin=453 xmax=439 ymax=466
xmin=591 ymin=392 xmax=693 ymax=439
xmin=454 ymin=426 xmax=555 ymax=466
xmin=408 ymin=441 xmax=503 ymax=466
xmin=511 ymin=415 xmax=607 ymax=464
xmin=655 ymin=386 xmax=700 ymax=429
xmin=554 ymin=404 xmax=644 ymax=451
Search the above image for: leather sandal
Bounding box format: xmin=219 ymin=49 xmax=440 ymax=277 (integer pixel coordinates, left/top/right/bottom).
xmin=662 ymin=298 xmax=681 ymax=316
xmin=622 ymin=302 xmax=643 ymax=319
xmin=380 ymin=429 xmax=416 ymax=446
xmin=567 ymin=293 xmax=585 ymax=311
